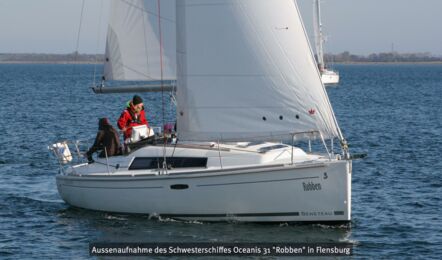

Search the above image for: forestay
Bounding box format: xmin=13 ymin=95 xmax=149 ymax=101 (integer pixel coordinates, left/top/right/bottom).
xmin=104 ymin=0 xmax=176 ymax=81
xmin=176 ymin=0 xmax=342 ymax=141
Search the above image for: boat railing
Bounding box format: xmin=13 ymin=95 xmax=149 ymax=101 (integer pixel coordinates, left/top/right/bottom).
xmin=48 ymin=140 xmax=90 ymax=172
xmin=48 ymin=125 xmax=168 ymax=174
xmin=48 ymin=129 xmax=343 ymax=175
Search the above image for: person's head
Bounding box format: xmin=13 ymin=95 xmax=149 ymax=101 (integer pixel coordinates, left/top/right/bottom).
xmin=132 ymin=95 xmax=144 ymax=113
xmin=98 ymin=118 xmax=111 ymax=130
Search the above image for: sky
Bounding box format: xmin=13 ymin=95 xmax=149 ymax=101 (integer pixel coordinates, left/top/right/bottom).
xmin=0 ymin=0 xmax=441 ymax=55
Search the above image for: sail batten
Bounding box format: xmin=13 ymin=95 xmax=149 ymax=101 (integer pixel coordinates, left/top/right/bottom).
xmin=176 ymin=0 xmax=341 ymax=141
xmin=104 ymin=0 xmax=176 ymax=81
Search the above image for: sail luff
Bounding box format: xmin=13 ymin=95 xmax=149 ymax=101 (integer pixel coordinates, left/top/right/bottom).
xmin=295 ymin=0 xmax=345 ymax=144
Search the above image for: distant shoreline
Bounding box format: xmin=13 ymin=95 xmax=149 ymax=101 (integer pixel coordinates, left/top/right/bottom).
xmin=0 ymin=61 xmax=102 ymax=64
xmin=0 ymin=53 xmax=104 ymax=64
xmin=2 ymin=51 xmax=441 ymax=64
xmin=335 ymin=61 xmax=442 ymax=65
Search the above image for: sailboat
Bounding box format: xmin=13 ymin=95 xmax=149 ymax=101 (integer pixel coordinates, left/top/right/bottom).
xmin=313 ymin=0 xmax=340 ymax=85
xmin=50 ymin=0 xmax=352 ymax=223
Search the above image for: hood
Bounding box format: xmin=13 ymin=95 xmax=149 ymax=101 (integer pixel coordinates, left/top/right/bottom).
xmin=98 ymin=118 xmax=111 ymax=130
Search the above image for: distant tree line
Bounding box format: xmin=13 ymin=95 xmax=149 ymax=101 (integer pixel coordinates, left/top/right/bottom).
xmin=0 ymin=52 xmax=104 ymax=63
xmin=324 ymin=51 xmax=442 ymax=63
xmin=1 ymin=51 xmax=441 ymax=63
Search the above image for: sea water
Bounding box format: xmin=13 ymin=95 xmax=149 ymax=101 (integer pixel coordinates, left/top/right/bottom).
xmin=0 ymin=63 xmax=441 ymax=258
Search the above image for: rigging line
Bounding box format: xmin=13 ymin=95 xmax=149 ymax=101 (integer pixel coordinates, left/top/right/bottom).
xmin=171 ymin=138 xmax=178 ymax=158
xmin=157 ymin=0 xmax=167 ymax=169
xmin=74 ymin=0 xmax=85 ymax=62
xmin=120 ymin=0 xmax=175 ymax=23
xmin=157 ymin=0 xmax=165 ymax=123
xmin=141 ymin=0 xmax=150 ymax=79
xmin=118 ymin=64 xmax=158 ymax=80
xmin=69 ymin=0 xmax=86 ymax=106
xmin=93 ymin=0 xmax=104 ymax=87
xmin=218 ymin=138 xmax=223 ymax=169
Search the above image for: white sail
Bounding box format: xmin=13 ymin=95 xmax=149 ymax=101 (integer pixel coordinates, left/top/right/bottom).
xmin=104 ymin=0 xmax=176 ymax=81
xmin=176 ymin=0 xmax=341 ymax=141
xmin=313 ymin=0 xmax=325 ymax=70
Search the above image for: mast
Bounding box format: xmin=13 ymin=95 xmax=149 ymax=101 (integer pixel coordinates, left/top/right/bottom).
xmin=313 ymin=0 xmax=325 ymax=71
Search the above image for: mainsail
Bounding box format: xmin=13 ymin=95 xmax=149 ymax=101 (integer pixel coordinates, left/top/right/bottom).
xmin=103 ymin=0 xmax=176 ymax=81
xmin=176 ymin=0 xmax=342 ymax=141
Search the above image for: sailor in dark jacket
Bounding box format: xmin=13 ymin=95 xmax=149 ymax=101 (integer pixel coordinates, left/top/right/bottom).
xmin=86 ymin=118 xmax=121 ymax=162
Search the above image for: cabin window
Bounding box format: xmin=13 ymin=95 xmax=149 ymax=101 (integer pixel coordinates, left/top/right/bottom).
xmin=258 ymin=144 xmax=287 ymax=153
xmin=129 ymin=157 xmax=208 ymax=170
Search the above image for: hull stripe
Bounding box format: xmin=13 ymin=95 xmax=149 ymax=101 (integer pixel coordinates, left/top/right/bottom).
xmin=161 ymin=212 xmax=300 ymax=218
xmin=59 ymin=184 xmax=164 ymax=189
xmin=197 ymin=176 xmax=319 ymax=187
xmin=59 ymin=176 xmax=319 ymax=189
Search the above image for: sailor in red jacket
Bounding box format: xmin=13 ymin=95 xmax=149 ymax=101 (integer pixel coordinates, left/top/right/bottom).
xmin=117 ymin=95 xmax=149 ymax=141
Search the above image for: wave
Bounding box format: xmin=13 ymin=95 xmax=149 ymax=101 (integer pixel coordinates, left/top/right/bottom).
xmin=104 ymin=213 xmax=128 ymax=221
xmin=1 ymin=194 xmax=64 ymax=206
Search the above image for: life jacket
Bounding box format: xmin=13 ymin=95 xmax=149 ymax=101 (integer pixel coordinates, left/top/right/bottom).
xmin=118 ymin=101 xmax=148 ymax=139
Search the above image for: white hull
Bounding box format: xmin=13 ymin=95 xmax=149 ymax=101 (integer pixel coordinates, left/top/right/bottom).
xmin=321 ymin=69 xmax=340 ymax=85
xmin=51 ymin=0 xmax=351 ymax=224
xmin=55 ymin=143 xmax=351 ymax=223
